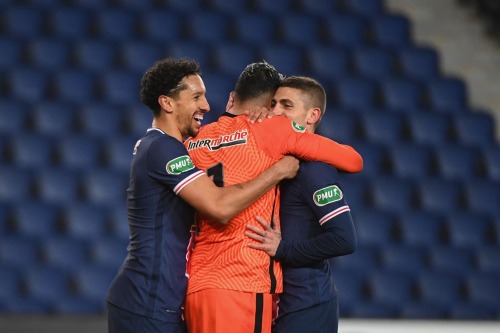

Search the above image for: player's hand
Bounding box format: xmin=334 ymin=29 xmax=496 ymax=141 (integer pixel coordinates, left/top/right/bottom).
xmin=246 ymin=216 xmax=281 ymax=257
xmin=245 ymin=106 xmax=274 ymax=124
xmin=274 ymin=155 xmax=299 ymax=180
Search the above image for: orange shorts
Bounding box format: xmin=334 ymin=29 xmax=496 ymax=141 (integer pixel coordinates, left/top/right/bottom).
xmin=184 ymin=289 xmax=273 ymax=333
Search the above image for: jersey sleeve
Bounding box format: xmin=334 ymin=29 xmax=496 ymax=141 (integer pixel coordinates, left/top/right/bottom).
xmin=251 ymin=117 xmax=363 ymax=173
xmin=147 ymin=136 xmax=205 ymax=195
xmin=275 ymin=162 xmax=357 ymax=266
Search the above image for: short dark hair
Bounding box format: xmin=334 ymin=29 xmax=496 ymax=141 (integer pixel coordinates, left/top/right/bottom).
xmin=140 ymin=57 xmax=201 ymax=117
xmin=280 ymin=76 xmax=326 ymax=128
xmin=233 ymin=61 xmax=284 ymax=102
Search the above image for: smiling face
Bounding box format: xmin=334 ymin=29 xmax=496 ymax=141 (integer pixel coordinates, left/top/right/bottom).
xmin=170 ymin=74 xmax=210 ymax=138
xmin=271 ymin=86 xmax=312 ymax=130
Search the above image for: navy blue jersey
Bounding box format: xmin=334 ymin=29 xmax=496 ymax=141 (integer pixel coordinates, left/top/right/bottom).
xmin=275 ymin=161 xmax=356 ymax=316
xmin=106 ymin=128 xmax=205 ymax=323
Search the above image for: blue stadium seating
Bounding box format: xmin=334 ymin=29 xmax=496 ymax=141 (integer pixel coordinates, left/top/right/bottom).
xmin=121 ymin=42 xmax=162 ymax=74
xmin=316 ymin=108 xmax=360 ymax=142
xmin=343 ymin=0 xmax=384 ymax=17
xmin=78 ymin=103 xmax=123 ymax=139
xmin=333 ymin=244 xmax=380 ymax=274
xmin=207 ymin=0 xmax=249 ymax=13
xmin=408 ymin=112 xmax=453 ymax=145
xmin=369 ymin=269 xmax=415 ymax=309
xmin=63 ymin=203 xmax=108 ymax=241
xmin=352 ymin=208 xmax=396 ymax=246
xmin=82 ymin=168 xmax=129 ymax=207
xmin=10 ymin=134 xmax=54 ymax=169
xmin=187 ymin=12 xmax=230 ymax=43
xmin=36 ymin=168 xmax=81 ymax=205
xmin=0 ymin=167 xmax=34 ymax=204
xmin=370 ymin=177 xmax=417 ymax=213
xmin=103 ymin=136 xmax=136 ymax=172
xmin=453 ymin=111 xmax=496 ymax=146
xmin=389 ymin=144 xmax=434 ymax=179
xmin=476 ymin=246 xmax=500 ymax=273
xmin=94 ymin=9 xmax=138 ymax=42
xmin=168 ymin=42 xmax=211 ymax=71
xmin=48 ymin=7 xmax=90 ymax=39
xmin=296 ymin=0 xmax=341 ymax=16
xmin=465 ymin=272 xmax=500 ymax=309
xmin=41 ymin=236 xmax=89 ymax=272
xmin=0 ymin=236 xmax=40 ymax=269
xmin=54 ymin=69 xmax=95 ymax=103
xmin=336 ymin=175 xmax=369 ymax=212
xmin=445 ymin=211 xmax=491 ymax=249
xmin=381 ymin=78 xmax=424 ymax=111
xmin=380 ymin=244 xmax=427 ymax=275
xmin=125 ymin=106 xmax=153 ymax=137
xmin=435 ymin=145 xmax=480 ymax=179
xmin=335 ymin=77 xmax=377 ymax=111
xmin=307 ymin=45 xmax=351 ymax=79
xmin=332 ymin=269 xmax=366 ymax=316
xmin=165 ymin=0 xmax=205 ymax=12
xmin=430 ymin=246 xmax=475 ymax=278
xmin=212 ymin=44 xmax=258 ymax=77
xmin=56 ymin=135 xmax=102 ymax=171
xmin=12 ymin=201 xmax=60 ymax=238
xmin=0 ymin=36 xmax=22 ymax=70
xmin=232 ymin=13 xmax=276 ymax=45
xmin=253 ymin=0 xmax=294 ymax=13
xmin=353 ymin=46 xmax=396 ymax=80
xmin=417 ymin=178 xmax=463 ymax=214
xmin=73 ymin=264 xmax=117 ymax=308
xmin=371 ymin=14 xmax=412 ymax=48
xmin=8 ymin=68 xmax=49 ymax=103
xmin=24 ymin=265 xmax=70 ymax=304
xmin=108 ymin=205 xmax=130 ymax=240
xmin=398 ymin=46 xmax=440 ymax=81
xmin=27 ymin=38 xmax=69 ymax=70
xmin=426 ymin=77 xmax=468 ymax=112
xmin=482 ymin=144 xmax=500 ymax=181
xmin=0 ymin=265 xmax=22 ymax=303
xmin=90 ymin=237 xmax=128 ymax=270
xmin=140 ymin=10 xmax=182 ymax=42
xmin=416 ymin=269 xmax=464 ymax=308
xmin=402 ymin=301 xmax=448 ymax=319
xmin=260 ymin=45 xmax=305 ymax=76
xmin=54 ymin=295 xmax=103 ymax=314
xmin=451 ymin=301 xmax=498 ymax=320
xmin=463 ymin=179 xmax=500 ymax=217
xmin=99 ymin=70 xmax=141 ymax=105
xmin=73 ymin=39 xmax=116 ymax=72
xmin=4 ymin=6 xmax=43 ymax=38
xmin=31 ymin=102 xmax=76 ymax=137
xmin=399 ymin=211 xmax=445 ymax=247
xmin=326 ymin=14 xmax=368 ymax=47
xmin=278 ymin=14 xmax=321 ymax=46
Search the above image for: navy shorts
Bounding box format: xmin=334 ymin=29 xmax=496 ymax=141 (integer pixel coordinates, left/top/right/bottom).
xmin=273 ymin=298 xmax=339 ymax=333
xmin=107 ymin=302 xmax=187 ymax=333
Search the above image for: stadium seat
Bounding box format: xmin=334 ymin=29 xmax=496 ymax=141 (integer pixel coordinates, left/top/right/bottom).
xmin=389 ymin=144 xmax=434 ymax=179
xmin=332 ymin=269 xmax=366 ymax=316
xmin=54 ymin=295 xmax=103 ymax=314
xmin=3 ymin=297 xmax=50 ymax=314
xmin=326 ymin=14 xmax=368 ymax=47
xmin=56 ymin=135 xmax=102 ymax=171
xmin=361 ymin=111 xmax=407 ymax=145
xmin=370 ymin=14 xmax=411 ymax=48
xmin=73 ymin=39 xmax=116 ymax=72
xmin=0 ymin=101 xmax=29 ymax=136
xmin=352 ymin=208 xmax=396 ymax=246
xmin=453 ymin=111 xmax=496 ymax=146
xmin=31 ymin=102 xmax=76 ymax=137
xmin=398 ymin=46 xmax=440 ymax=81
xmin=12 ymin=201 xmax=60 ymax=238
xmin=8 ymin=67 xmax=49 ymax=103
xmin=73 ymin=264 xmax=117 ymax=302
xmin=0 ymin=167 xmax=34 ymax=204
xmin=369 ymin=269 xmax=415 ymax=308
xmin=35 ymin=168 xmax=81 ymax=205
xmin=120 ymin=42 xmax=162 ymax=74
xmin=343 ymin=0 xmax=384 ymax=17
xmin=332 ymin=245 xmax=380 ymax=273
xmin=187 ymin=12 xmax=229 ymax=43
xmin=371 ymin=177 xmax=416 ymax=213
xmin=316 ymin=108 xmax=360 ymax=142
xmin=429 ymin=246 xmax=475 ymax=277
xmin=482 ymin=144 xmax=500 ymax=181
xmin=435 ymin=145 xmax=480 ymax=179
xmin=463 ymin=179 xmax=500 ymax=217
xmin=202 ymin=72 xmax=237 ymax=117
xmin=381 ymin=78 xmax=424 ymax=111
xmin=417 ymin=178 xmax=463 ymax=214
xmin=408 ymin=112 xmax=453 ymax=145
xmin=108 ymin=205 xmax=130 ymax=240
xmin=380 ymin=244 xmax=427 ymax=275
xmin=417 ymin=269 xmax=464 ymax=308
xmin=48 ymin=7 xmax=90 ymax=39
xmin=445 ymin=211 xmax=491 ymax=249
xmin=4 ymin=6 xmax=43 ymax=38
xmin=278 ymin=14 xmax=321 ymax=46
xmin=78 ymin=103 xmax=123 ymax=139
xmin=335 ymin=77 xmax=377 ymax=111
xmin=353 ymin=46 xmax=396 ymax=80
xmin=82 ymin=168 xmax=129 ymax=207
xmin=165 ymin=0 xmax=204 ymax=12
xmin=259 ymin=45 xmax=305 ymax=76
xmin=139 ymin=10 xmax=182 ymax=42
xmin=207 ymin=0 xmax=249 ymax=12
xmin=103 ymin=136 xmax=136 ymax=172
xmin=476 ymin=246 xmax=500 ymax=273
xmin=54 ymin=69 xmax=95 ymax=103
xmin=0 ymin=265 xmax=22 ymax=301
xmin=232 ymin=13 xmax=276 ymax=45
xmin=0 ymin=37 xmax=22 ymax=70
xmin=402 ymin=301 xmax=448 ymax=319
xmin=0 ymin=236 xmax=40 ymax=268
xmin=253 ymin=0 xmax=294 ymax=13
xmin=27 ymin=38 xmax=69 ymax=70
xmin=24 ymin=265 xmax=70 ymax=304
xmin=167 ymin=41 xmax=211 ymax=71
xmin=465 ymin=272 xmax=500 ymax=308
xmin=99 ymin=70 xmax=141 ymax=105
xmin=94 ymin=9 xmax=138 ymax=41
xmin=335 ymin=175 xmax=369 ymax=212
xmin=296 ymin=0 xmax=341 ymax=16
xmin=399 ymin=211 xmax=445 ymax=247
xmin=451 ymin=301 xmax=497 ymax=320
xmin=90 ymin=237 xmax=128 ymax=270
xmin=125 ymin=106 xmax=152 ymax=137
xmin=212 ymin=44 xmax=258 ymax=77
xmin=63 ymin=203 xmax=108 ymax=241
xmin=307 ymin=45 xmax=351 ymax=79
xmin=350 ymin=300 xmax=398 ymax=318
xmin=426 ymin=77 xmax=468 ymax=112
xmin=41 ymin=236 xmax=89 ymax=272
xmin=10 ymin=134 xmax=55 ymax=168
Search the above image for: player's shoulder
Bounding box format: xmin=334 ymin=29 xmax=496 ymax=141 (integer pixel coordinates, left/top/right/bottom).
xmin=299 ymin=161 xmax=339 ymax=181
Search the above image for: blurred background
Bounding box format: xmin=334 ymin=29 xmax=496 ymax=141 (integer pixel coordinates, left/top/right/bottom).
xmin=0 ymin=0 xmax=499 ymax=331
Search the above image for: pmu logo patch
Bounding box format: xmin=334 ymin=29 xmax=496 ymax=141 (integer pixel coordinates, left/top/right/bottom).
xmin=166 ymin=155 xmax=195 ymax=175
xmin=291 ymin=121 xmax=306 ymax=133
xmin=313 ymin=185 xmax=343 ymax=206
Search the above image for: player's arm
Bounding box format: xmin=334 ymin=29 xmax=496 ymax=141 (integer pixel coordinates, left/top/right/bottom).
xmin=253 ymin=117 xmax=363 ymax=173
xmin=179 ymin=156 xmax=299 ymax=224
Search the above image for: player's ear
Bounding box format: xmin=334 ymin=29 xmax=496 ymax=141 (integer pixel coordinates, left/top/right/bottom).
xmin=307 ymin=107 xmax=321 ymax=127
xmin=158 ymin=95 xmax=174 ymax=113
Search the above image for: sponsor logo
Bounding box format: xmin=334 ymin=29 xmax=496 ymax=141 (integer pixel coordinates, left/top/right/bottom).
xmin=166 ymin=155 xmax=195 ymax=175
xmin=313 ymin=185 xmax=343 ymax=206
xmin=186 ymin=129 xmax=248 ymax=151
xmin=133 ymin=139 xmax=141 ymax=155
xmin=292 ymin=121 xmax=306 ymax=133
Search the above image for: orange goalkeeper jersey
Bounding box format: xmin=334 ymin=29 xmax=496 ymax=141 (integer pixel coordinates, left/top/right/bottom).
xmin=184 ymin=113 xmax=362 ymax=295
